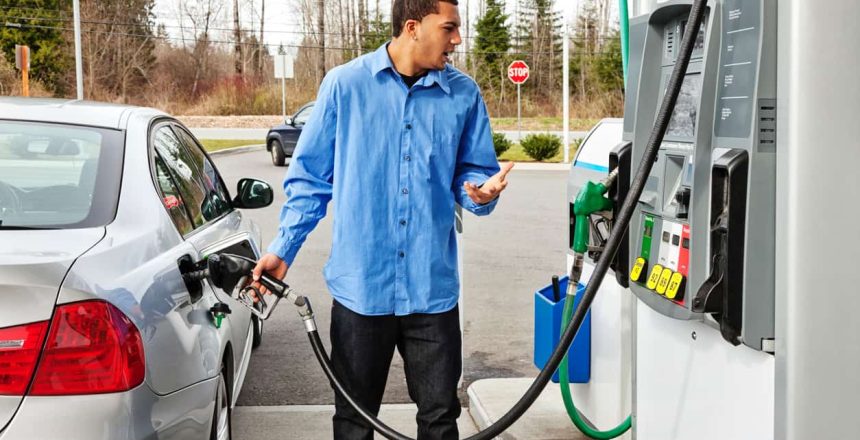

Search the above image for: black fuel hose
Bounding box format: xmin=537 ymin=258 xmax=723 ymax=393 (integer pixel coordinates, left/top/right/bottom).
xmin=303 ymin=1 xmax=708 ymax=438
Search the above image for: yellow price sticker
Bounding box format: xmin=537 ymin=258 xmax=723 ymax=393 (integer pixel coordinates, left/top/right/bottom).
xmin=666 ymin=272 xmax=685 ymax=300
xmin=656 ymin=268 xmax=673 ymax=295
xmin=646 ymin=264 xmax=663 ymax=291
xmin=630 ymin=257 xmax=647 ymax=282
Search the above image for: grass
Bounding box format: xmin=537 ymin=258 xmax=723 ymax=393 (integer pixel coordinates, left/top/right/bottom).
xmin=498 ymin=138 xmax=583 ymax=163
xmin=199 ymin=139 xmax=263 ymax=152
xmin=490 ymin=117 xmax=600 ymax=132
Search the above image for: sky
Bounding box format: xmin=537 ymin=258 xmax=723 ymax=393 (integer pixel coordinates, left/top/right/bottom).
xmin=151 ymin=0 xmax=613 ymax=58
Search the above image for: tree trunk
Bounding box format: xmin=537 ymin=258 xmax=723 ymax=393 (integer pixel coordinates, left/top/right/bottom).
xmin=259 ymin=0 xmax=265 ymax=76
xmin=317 ymin=0 xmax=326 ymax=81
xmin=358 ymin=0 xmax=366 ymax=53
xmin=233 ymin=0 xmax=243 ymax=76
xmin=465 ymin=0 xmax=470 ymax=72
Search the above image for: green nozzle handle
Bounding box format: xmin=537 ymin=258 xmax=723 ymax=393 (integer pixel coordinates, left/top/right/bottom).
xmin=572 ymin=181 xmax=614 ymax=254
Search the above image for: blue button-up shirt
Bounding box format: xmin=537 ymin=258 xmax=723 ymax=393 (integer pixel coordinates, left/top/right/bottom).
xmin=268 ymin=43 xmax=500 ymax=316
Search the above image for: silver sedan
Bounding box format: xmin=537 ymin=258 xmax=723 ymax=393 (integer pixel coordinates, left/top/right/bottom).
xmin=0 ymin=98 xmax=271 ymax=440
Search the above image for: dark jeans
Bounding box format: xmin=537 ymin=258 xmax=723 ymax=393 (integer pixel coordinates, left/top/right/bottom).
xmin=330 ymin=300 xmax=462 ymax=440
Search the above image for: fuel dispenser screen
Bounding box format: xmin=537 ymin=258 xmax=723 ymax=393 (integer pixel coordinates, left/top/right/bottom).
xmin=666 ymin=74 xmax=701 ymax=139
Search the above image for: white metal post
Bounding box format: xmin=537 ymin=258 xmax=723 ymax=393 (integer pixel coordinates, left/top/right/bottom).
xmin=281 ymin=76 xmax=286 ymax=118
xmin=517 ymin=84 xmax=522 ymax=142
xmin=73 ymin=0 xmax=83 ymax=100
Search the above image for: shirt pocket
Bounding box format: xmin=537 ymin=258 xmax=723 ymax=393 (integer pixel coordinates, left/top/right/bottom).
xmin=429 ymin=116 xmax=461 ymax=180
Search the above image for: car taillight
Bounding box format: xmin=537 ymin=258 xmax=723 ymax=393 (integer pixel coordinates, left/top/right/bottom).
xmin=0 ymin=321 xmax=49 ymax=395
xmin=30 ymin=300 xmax=145 ymax=396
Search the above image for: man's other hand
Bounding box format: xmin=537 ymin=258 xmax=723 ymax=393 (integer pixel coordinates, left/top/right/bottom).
xmin=464 ymin=162 xmax=515 ymax=205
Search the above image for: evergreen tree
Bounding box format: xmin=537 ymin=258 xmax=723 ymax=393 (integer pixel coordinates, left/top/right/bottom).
xmin=473 ymin=0 xmax=511 ymax=93
xmin=0 ymin=0 xmax=72 ymax=94
xmin=361 ymin=18 xmax=391 ymax=53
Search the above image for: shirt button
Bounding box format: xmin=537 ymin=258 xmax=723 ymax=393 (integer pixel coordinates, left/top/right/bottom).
xmin=399 ymin=251 xmax=405 ymax=258
xmin=405 ymin=123 xmax=412 ymax=130
xmin=400 ymin=219 xmax=407 ymax=226
xmin=401 ymin=188 xmax=409 ymax=195
xmin=403 ymin=154 xmax=411 ymax=161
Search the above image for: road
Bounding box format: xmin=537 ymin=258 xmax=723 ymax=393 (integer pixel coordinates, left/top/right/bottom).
xmin=212 ymin=149 xmax=571 ymax=406
xmin=192 ymin=127 xmax=587 ymax=143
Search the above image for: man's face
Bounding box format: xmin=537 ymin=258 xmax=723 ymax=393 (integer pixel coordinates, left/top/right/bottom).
xmin=412 ymin=2 xmax=462 ymax=71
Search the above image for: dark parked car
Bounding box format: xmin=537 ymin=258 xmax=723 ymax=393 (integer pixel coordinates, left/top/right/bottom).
xmin=266 ymin=101 xmax=314 ymax=166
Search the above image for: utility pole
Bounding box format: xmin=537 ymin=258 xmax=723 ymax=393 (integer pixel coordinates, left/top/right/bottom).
xmin=15 ymin=45 xmax=29 ymax=97
xmin=73 ymin=0 xmax=83 ymax=99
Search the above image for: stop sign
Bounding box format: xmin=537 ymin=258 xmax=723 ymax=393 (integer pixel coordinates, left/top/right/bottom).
xmin=508 ymin=60 xmax=530 ymax=85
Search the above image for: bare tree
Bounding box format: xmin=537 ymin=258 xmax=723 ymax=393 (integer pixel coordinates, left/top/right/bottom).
xmin=81 ymin=0 xmax=157 ymax=101
xmin=233 ymin=0 xmax=244 ymax=75
xmin=258 ymin=0 xmax=266 ymax=75
xmin=179 ymin=0 xmax=223 ymax=96
xmin=317 ymin=0 xmax=326 ymax=81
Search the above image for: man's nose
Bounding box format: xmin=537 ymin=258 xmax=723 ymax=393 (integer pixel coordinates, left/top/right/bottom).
xmin=451 ymin=29 xmax=462 ymax=46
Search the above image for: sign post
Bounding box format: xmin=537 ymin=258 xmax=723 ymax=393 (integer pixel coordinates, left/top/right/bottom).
xmin=274 ymin=54 xmax=295 ymax=118
xmin=15 ymin=45 xmax=29 ymax=97
xmin=507 ymin=60 xmax=530 ymax=143
xmin=73 ymin=0 xmax=83 ymax=99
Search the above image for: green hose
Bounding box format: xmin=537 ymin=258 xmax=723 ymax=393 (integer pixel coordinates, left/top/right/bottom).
xmin=559 ymin=283 xmax=632 ymax=439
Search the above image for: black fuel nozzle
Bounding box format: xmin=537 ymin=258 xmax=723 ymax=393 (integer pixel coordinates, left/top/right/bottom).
xmin=207 ymin=253 xmax=288 ymax=299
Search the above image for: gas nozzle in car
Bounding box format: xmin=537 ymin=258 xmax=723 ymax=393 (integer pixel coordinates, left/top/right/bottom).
xmin=183 ymin=253 xmax=313 ymax=326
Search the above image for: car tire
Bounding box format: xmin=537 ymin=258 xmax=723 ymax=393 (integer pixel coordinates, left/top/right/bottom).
xmin=210 ymin=368 xmax=232 ymax=440
xmin=270 ymin=139 xmax=286 ymax=167
xmin=251 ymin=304 xmax=263 ymax=349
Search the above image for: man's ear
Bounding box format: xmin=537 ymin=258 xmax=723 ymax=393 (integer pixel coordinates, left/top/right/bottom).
xmin=404 ymin=19 xmax=419 ymax=40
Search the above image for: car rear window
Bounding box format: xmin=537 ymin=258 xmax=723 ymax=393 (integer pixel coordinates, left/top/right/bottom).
xmin=0 ymin=120 xmax=124 ymax=229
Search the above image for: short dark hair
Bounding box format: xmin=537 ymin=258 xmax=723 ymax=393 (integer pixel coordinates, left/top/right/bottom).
xmin=391 ymin=0 xmax=459 ymax=37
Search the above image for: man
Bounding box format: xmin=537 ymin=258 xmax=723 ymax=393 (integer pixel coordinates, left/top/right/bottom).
xmin=252 ymin=0 xmax=513 ymax=438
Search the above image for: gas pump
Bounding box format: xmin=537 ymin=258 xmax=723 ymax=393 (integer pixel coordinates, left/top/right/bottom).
xmin=624 ymin=1 xmax=777 ymax=438
xmin=567 ymin=0 xmax=779 ymax=438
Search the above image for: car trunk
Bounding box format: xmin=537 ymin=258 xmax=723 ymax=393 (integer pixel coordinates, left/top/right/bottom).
xmin=0 ymin=228 xmax=105 ymax=432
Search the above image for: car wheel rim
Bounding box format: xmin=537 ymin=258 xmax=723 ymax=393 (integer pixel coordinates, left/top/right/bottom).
xmin=216 ymin=372 xmax=230 ymax=440
xmin=271 ymin=146 xmax=277 ymax=163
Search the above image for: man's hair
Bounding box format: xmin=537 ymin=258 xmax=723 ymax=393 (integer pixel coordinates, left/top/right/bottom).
xmin=391 ymin=0 xmax=459 ymax=37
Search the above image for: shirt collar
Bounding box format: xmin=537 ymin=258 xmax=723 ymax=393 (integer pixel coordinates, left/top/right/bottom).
xmin=369 ymin=43 xmax=451 ymax=95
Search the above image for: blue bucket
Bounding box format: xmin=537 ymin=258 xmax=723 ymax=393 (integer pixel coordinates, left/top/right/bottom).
xmin=533 ymin=275 xmax=591 ymax=383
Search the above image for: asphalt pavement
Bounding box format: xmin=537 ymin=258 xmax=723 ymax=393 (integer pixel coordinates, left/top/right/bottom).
xmin=212 ymin=148 xmax=571 ymax=438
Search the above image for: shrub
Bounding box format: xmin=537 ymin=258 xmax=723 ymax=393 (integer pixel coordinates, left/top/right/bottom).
xmin=492 ymin=132 xmax=512 ymax=157
xmin=521 ymin=133 xmax=561 ymax=161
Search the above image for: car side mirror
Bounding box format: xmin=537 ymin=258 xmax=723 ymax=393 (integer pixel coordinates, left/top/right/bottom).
xmin=233 ymin=178 xmax=273 ymax=209
xmin=285 ymin=117 xmax=293 ymax=126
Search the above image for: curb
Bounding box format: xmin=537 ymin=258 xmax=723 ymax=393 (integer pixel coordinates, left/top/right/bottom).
xmin=208 ymin=143 xmax=266 ymax=156
xmin=467 ymin=383 xmax=517 ymax=440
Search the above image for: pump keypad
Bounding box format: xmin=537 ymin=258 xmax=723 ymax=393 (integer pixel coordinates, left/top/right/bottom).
xmin=646 ymin=265 xmax=663 ymax=291
xmin=656 ymin=268 xmax=673 ymax=295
